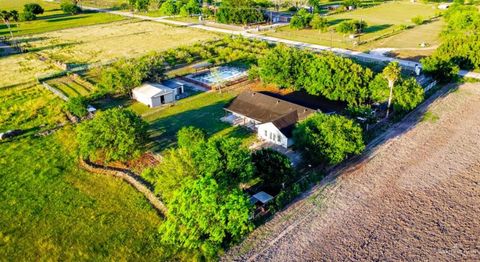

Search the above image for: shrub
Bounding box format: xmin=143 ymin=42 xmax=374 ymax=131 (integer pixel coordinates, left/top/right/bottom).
xmin=20 ymin=11 xmax=37 ymax=21
xmin=66 ymin=96 xmax=88 ymax=118
xmin=289 ymin=9 xmax=312 ymax=29
xmin=61 ymin=1 xmax=81 ymax=15
xmin=336 ymin=20 xmax=367 ymax=34
xmin=310 ymin=14 xmax=328 ymax=32
xmin=411 ymin=16 xmax=424 ymax=25
xmin=293 ymin=113 xmax=365 ymax=165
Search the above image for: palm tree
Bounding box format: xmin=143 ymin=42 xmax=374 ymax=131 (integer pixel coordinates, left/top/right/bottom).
xmin=382 ymin=61 xmax=401 ymax=118
xmin=0 ymin=10 xmax=16 ymax=40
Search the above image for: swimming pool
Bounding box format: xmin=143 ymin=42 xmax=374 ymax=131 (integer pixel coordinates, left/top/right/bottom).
xmin=185 ymin=66 xmax=248 ymax=87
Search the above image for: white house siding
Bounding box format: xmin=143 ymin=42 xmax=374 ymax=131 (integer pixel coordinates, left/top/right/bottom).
xmin=257 ymin=122 xmax=289 ymax=148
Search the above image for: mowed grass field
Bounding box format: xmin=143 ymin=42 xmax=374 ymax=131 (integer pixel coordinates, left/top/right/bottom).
xmin=124 ymin=88 xmax=256 ymax=152
xmin=260 ymin=1 xmax=439 ymax=50
xmin=19 ymin=20 xmax=221 ymax=64
xmin=0 ymin=0 xmax=123 ymax=36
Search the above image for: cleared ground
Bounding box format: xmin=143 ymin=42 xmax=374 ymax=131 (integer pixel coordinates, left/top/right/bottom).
xmin=19 ymin=20 xmax=220 ymax=65
xmin=259 ymin=1 xmax=439 ymax=51
xmin=225 ymin=83 xmax=480 ymax=261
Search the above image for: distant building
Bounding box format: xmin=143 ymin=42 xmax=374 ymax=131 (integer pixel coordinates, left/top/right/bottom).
xmin=132 ymin=82 xmax=184 ymax=108
xmin=223 ymin=91 xmax=317 ymax=148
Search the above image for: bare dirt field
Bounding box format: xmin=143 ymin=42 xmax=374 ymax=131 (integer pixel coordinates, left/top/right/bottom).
xmin=224 ymin=83 xmax=480 ymax=261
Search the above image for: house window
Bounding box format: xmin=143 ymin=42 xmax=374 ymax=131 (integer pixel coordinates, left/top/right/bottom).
xmin=264 ymin=130 xmax=267 ymax=137
xmin=277 ymin=134 xmax=281 ymax=143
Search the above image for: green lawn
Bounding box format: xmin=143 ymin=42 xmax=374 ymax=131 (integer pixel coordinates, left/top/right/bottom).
xmin=259 ymin=1 xmax=439 ymax=50
xmin=0 ymin=128 xmax=188 ymax=260
xmin=130 ymin=89 xmax=256 ymax=152
xmin=0 ymin=0 xmax=124 ymax=36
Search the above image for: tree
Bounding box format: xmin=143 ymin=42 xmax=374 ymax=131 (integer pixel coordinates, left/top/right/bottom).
xmin=310 ymin=14 xmax=328 ymax=32
xmin=421 ymin=55 xmax=459 ymax=83
xmin=252 ymin=148 xmax=294 ymax=190
xmin=293 ymin=113 xmax=365 ymax=165
xmin=382 ymin=61 xmax=401 ymax=118
xmin=160 ymin=0 xmax=177 ymax=15
xmin=76 ymin=108 xmax=148 ymax=162
xmin=368 ymin=73 xmax=389 ymax=103
xmin=0 ymin=10 xmax=19 ymax=40
xmin=97 ymin=58 xmax=146 ymax=95
xmin=257 ymin=44 xmax=313 ymax=89
xmin=145 ymin=147 xmax=197 ymax=201
xmin=61 ymin=1 xmax=81 ymax=15
xmin=289 ymin=9 xmax=312 ymax=29
xmin=66 ymin=96 xmax=88 ymax=118
xmin=159 ymin=175 xmax=253 ymax=258
xmin=336 ymin=20 xmax=367 ymax=34
xmin=216 ymin=0 xmax=264 ymax=25
xmin=194 ymin=137 xmax=254 ymax=189
xmin=393 ymin=78 xmax=424 ymax=112
xmin=22 ymin=3 xmax=44 ymax=20
xmin=186 ymin=0 xmax=201 ymax=15
xmin=177 ymin=126 xmax=206 ymax=149
xmin=303 ymin=52 xmax=373 ymax=105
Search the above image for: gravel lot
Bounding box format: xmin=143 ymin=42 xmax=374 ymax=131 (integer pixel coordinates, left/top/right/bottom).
xmin=224 ymin=83 xmax=480 ymax=261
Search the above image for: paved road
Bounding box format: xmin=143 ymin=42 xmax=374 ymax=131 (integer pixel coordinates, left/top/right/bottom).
xmin=81 ymin=5 xmax=480 ymax=80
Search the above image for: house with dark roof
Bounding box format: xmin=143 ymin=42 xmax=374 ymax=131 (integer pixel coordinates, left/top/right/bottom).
xmin=223 ymin=91 xmax=317 ymax=148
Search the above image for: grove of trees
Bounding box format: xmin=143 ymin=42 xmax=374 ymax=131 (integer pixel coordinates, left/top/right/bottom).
xmin=216 ymin=0 xmax=265 ymax=25
xmin=256 ymin=44 xmax=374 ymax=106
xmin=421 ymin=3 xmax=480 ymax=82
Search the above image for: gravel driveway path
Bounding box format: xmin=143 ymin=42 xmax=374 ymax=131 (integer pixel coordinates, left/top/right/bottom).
xmin=224 ymin=83 xmax=480 ymax=261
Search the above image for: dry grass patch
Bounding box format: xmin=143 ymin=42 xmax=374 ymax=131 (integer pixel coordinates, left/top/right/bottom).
xmin=18 ymin=20 xmax=221 ymax=65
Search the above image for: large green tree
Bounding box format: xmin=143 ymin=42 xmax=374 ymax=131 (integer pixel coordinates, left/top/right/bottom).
xmin=293 ymin=113 xmax=365 ymax=165
xmin=393 ymin=78 xmax=424 ymax=112
xmin=216 ymin=0 xmax=264 ymax=25
xmin=76 ymin=108 xmax=148 ymax=162
xmin=252 ymin=148 xmax=294 ymax=190
xmin=160 ymin=175 xmax=253 ymax=258
xmin=257 ymin=44 xmax=312 ymax=90
xmin=303 ymin=52 xmax=373 ymax=105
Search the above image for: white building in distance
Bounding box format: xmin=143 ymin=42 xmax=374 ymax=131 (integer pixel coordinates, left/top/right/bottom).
xmin=132 ymin=83 xmax=184 ymax=108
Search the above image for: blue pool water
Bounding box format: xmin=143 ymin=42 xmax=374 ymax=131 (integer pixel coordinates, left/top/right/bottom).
xmin=188 ymin=66 xmax=247 ymax=85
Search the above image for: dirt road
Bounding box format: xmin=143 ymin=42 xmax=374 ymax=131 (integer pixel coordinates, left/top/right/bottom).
xmin=224 ymin=83 xmax=480 ymax=261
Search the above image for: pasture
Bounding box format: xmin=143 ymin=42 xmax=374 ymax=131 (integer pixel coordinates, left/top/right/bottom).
xmin=259 ymin=1 xmax=440 ymax=50
xmin=18 ymin=20 xmax=221 ymax=65
xmin=0 ymin=0 xmax=123 ymax=36
xmin=0 ymin=128 xmax=186 ymax=260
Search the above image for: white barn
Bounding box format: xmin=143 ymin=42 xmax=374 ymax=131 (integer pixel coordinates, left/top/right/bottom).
xmin=132 ymin=83 xmax=184 ymax=108
xmin=224 ymin=91 xmax=316 ymax=148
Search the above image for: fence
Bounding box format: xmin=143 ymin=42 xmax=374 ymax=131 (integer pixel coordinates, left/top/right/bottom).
xmin=41 ymin=82 xmax=69 ymax=101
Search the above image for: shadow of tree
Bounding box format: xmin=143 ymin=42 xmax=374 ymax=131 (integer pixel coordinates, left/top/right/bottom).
xmin=364 ymin=24 xmax=392 ymax=33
